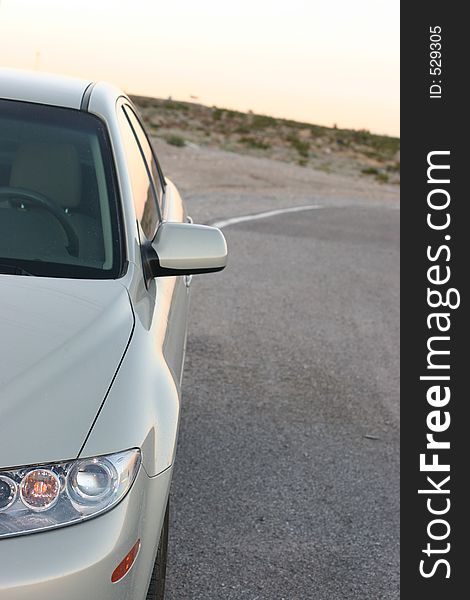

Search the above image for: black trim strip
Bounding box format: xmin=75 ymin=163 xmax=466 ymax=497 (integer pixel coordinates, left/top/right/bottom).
xmin=80 ymin=81 xmax=96 ymax=111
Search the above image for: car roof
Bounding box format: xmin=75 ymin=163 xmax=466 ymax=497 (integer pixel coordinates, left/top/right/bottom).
xmin=0 ymin=68 xmax=94 ymax=110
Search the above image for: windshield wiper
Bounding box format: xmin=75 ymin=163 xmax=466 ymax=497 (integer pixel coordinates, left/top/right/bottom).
xmin=0 ymin=263 xmax=35 ymax=276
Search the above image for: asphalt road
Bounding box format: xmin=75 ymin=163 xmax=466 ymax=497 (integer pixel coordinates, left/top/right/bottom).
xmin=164 ymin=185 xmax=399 ymax=600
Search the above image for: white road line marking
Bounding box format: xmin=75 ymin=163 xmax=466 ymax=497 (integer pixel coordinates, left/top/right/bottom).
xmin=212 ymin=204 xmax=322 ymax=229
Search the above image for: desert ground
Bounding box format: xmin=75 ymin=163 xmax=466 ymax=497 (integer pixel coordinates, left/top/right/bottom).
xmin=134 ymin=95 xmax=400 ymax=186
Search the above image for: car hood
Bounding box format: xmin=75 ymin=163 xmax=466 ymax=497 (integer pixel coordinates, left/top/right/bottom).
xmin=0 ymin=275 xmax=134 ymax=470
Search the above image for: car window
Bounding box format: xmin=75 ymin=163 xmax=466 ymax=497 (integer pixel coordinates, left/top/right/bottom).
xmin=122 ymin=105 xmax=165 ymax=210
xmin=118 ymin=105 xmax=160 ymax=240
xmin=0 ymin=99 xmax=123 ymax=279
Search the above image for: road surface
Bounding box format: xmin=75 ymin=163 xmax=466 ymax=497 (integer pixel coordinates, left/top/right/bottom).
xmin=157 ymin=142 xmax=400 ymax=600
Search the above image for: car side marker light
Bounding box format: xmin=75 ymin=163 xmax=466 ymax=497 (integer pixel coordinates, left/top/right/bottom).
xmin=111 ymin=539 xmax=141 ymax=583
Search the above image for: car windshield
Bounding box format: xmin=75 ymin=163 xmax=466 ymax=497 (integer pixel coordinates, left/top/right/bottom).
xmin=0 ymin=99 xmax=123 ymax=278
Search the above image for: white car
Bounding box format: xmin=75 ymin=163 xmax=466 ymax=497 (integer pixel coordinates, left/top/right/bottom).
xmin=0 ymin=69 xmax=227 ymax=599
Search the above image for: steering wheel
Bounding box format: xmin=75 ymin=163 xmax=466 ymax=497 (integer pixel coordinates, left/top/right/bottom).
xmin=0 ymin=186 xmax=79 ymax=257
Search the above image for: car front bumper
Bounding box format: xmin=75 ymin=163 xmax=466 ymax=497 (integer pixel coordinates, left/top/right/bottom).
xmin=0 ymin=464 xmax=172 ymax=600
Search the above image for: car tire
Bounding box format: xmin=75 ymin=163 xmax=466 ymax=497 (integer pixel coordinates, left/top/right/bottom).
xmin=146 ymin=500 xmax=169 ymax=600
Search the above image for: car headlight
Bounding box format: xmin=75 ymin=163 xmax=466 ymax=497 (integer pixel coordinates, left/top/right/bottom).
xmin=0 ymin=448 xmax=140 ymax=539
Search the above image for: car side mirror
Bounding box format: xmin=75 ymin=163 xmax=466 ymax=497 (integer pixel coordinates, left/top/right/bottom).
xmin=146 ymin=222 xmax=228 ymax=279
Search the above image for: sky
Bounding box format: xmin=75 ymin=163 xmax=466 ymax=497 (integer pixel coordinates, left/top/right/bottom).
xmin=0 ymin=0 xmax=399 ymax=136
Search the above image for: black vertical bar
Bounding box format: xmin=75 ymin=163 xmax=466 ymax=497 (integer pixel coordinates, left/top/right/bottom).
xmin=401 ymin=4 xmax=468 ymax=597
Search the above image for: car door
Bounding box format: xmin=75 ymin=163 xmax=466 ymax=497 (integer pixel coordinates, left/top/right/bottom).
xmin=117 ymin=100 xmax=190 ymax=385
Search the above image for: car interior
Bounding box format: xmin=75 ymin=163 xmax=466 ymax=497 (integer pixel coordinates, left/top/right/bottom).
xmin=0 ymin=115 xmax=114 ymax=272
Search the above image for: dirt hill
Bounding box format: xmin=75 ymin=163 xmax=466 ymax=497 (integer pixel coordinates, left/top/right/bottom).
xmin=131 ymin=95 xmax=400 ymax=185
